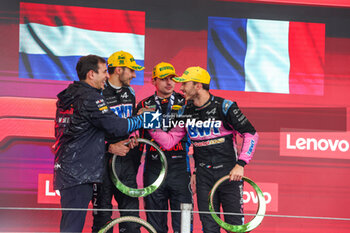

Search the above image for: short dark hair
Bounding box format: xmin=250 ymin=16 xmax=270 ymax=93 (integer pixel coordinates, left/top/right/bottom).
xmin=193 ymin=82 xmax=210 ymax=91
xmin=108 ymin=66 xmax=126 ymax=75
xmin=107 ymin=66 xmax=116 ymax=75
xmin=202 ymin=83 xmax=210 ymax=91
xmin=76 ymin=55 xmax=106 ymax=81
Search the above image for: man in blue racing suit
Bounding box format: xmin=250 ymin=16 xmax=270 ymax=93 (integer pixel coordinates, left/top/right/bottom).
xmin=136 ymin=62 xmax=192 ymax=233
xmin=92 ymin=51 xmax=143 ymax=233
xmin=149 ymin=66 xmax=258 ymax=233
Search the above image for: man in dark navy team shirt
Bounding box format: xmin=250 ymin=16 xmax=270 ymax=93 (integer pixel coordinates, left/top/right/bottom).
xmin=92 ymin=51 xmax=144 ymax=233
xmin=54 ymin=55 xmax=144 ymax=233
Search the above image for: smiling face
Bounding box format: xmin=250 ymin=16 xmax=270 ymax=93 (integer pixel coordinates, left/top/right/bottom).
xmin=118 ymin=67 xmax=136 ymax=86
xmin=180 ymin=81 xmax=198 ymax=100
xmin=153 ymin=75 xmax=176 ymax=98
xmin=91 ymin=62 xmax=109 ymax=90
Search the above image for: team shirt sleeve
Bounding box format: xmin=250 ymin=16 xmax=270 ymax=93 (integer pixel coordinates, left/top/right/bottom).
xmin=148 ymin=125 xmax=187 ymax=150
xmin=222 ymin=100 xmax=259 ymax=166
xmin=84 ymin=93 xmax=142 ymax=137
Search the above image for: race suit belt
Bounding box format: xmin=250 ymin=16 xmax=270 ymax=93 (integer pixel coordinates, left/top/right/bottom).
xmin=198 ymin=163 xmax=224 ymax=169
xmin=197 ymin=160 xmax=236 ymax=169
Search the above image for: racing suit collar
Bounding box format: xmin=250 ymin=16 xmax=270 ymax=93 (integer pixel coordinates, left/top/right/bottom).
xmin=106 ymin=80 xmax=123 ymax=90
xmin=57 ymin=81 xmax=101 ymax=110
xmin=195 ymin=94 xmax=214 ymax=111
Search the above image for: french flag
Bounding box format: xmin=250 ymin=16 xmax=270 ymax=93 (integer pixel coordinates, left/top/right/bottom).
xmin=19 ymin=3 xmax=145 ymax=84
xmin=208 ymin=17 xmax=325 ymax=95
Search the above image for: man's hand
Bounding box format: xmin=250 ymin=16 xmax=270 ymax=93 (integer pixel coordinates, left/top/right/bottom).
xmin=108 ymin=139 xmax=130 ymax=156
xmin=128 ymin=136 xmax=139 ymax=149
xmin=190 ymin=173 xmax=196 ymax=194
xmin=137 ymin=107 xmax=155 ymax=115
xmin=229 ymin=164 xmax=244 ymax=181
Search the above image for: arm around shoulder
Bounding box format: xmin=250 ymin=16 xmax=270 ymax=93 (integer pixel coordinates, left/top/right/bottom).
xmin=148 ymin=125 xmax=186 ymax=150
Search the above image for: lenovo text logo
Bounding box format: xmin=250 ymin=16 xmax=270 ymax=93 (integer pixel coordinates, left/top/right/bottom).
xmin=280 ymin=132 xmax=350 ymax=159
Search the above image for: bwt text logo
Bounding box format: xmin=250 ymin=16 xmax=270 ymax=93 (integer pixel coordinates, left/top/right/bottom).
xmin=110 ymin=104 xmax=133 ymax=118
xmin=143 ymin=111 xmax=162 ymax=129
xmin=280 ymin=132 xmax=350 ymax=159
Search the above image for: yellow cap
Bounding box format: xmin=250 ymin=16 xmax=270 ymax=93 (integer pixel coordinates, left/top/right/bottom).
xmin=152 ymin=62 xmax=178 ymax=79
xmin=173 ymin=66 xmax=211 ymax=84
xmin=107 ymin=51 xmax=144 ymax=71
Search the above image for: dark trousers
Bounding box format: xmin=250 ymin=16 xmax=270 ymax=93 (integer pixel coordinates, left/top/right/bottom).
xmin=196 ymin=165 xmax=244 ymax=233
xmin=92 ymin=157 xmax=140 ymax=233
xmin=144 ymin=170 xmax=193 ymax=233
xmin=59 ymin=183 xmax=93 ymax=232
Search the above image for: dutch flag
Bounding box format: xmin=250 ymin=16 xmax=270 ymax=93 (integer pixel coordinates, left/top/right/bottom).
xmin=19 ymin=2 xmax=145 ymax=84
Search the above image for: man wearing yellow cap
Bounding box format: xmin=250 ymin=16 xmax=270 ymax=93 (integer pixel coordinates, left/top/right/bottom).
xmin=135 ymin=62 xmax=192 ymax=233
xmin=149 ymin=66 xmax=259 ymax=233
xmin=92 ymin=51 xmax=144 ymax=233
